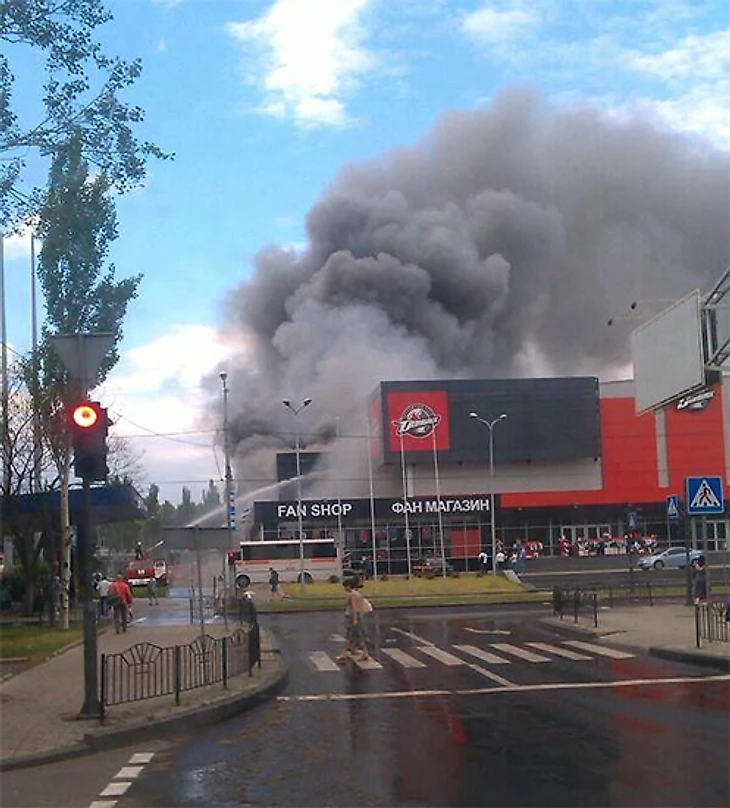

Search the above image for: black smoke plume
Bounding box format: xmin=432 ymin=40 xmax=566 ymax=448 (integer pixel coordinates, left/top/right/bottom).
xmin=209 ymin=89 xmax=730 ymax=491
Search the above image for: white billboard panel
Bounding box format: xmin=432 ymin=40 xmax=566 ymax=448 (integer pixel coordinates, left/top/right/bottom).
xmin=631 ymin=290 xmax=704 ymax=414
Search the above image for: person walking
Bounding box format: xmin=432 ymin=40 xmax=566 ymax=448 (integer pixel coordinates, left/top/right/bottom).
xmin=97 ymin=575 xmax=112 ymax=617
xmin=109 ymin=574 xmax=133 ymax=633
xmin=337 ymin=577 xmax=372 ymax=663
xmin=147 ymin=576 xmax=159 ymax=605
xmin=269 ymin=567 xmax=281 ymax=600
xmin=477 ymin=550 xmax=489 ymax=573
xmin=692 ymin=556 xmax=708 ymax=605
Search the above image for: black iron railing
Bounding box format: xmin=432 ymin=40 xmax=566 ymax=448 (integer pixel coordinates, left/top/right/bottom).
xmin=100 ymin=605 xmax=262 ymax=722
xmin=552 ymin=582 xmax=656 ymax=627
xmin=552 ymin=586 xmax=598 ymax=627
xmin=695 ymin=601 xmax=730 ymax=647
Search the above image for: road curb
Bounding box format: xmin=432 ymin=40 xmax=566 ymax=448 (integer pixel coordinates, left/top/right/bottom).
xmin=538 ymin=617 xmax=602 ymax=639
xmin=539 ymin=617 xmax=730 ymax=669
xmin=85 ymin=661 xmax=288 ymax=752
xmin=648 ymin=646 xmax=730 ymax=671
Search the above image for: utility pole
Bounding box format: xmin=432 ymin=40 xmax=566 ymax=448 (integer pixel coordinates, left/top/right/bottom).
xmin=51 ymin=333 xmax=113 ymax=718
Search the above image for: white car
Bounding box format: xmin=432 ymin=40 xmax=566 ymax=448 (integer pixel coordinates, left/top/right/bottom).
xmin=637 ymin=547 xmax=702 ymax=570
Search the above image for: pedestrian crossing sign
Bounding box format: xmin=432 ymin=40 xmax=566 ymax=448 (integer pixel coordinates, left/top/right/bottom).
xmin=686 ymin=476 xmax=725 ymax=515
xmin=666 ymin=495 xmax=680 ymax=520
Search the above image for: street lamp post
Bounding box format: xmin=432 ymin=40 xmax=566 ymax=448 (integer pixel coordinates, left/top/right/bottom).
xmin=220 ymin=373 xmax=234 ymax=611
xmin=283 ymin=397 xmax=312 ymax=586
xmin=469 ymin=412 xmax=508 ymax=576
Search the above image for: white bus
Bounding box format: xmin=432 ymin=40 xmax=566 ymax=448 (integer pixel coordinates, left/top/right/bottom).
xmin=233 ymin=539 xmax=340 ymax=588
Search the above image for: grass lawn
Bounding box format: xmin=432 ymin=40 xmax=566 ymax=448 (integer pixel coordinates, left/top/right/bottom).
xmin=0 ymin=624 xmax=83 ymax=660
xmin=254 ymin=572 xmax=539 ymax=612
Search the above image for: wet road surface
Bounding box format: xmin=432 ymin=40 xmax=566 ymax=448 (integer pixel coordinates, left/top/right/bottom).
xmin=113 ymin=605 xmax=730 ymax=808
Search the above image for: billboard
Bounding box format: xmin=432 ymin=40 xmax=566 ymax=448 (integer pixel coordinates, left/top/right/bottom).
xmin=631 ymin=290 xmax=705 ymax=414
xmin=375 ymin=377 xmax=601 ymax=465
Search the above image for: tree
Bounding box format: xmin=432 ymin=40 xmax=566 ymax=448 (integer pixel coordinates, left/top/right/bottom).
xmin=0 ymin=359 xmax=59 ymax=613
xmin=202 ymin=479 xmax=222 ymax=512
xmin=27 ymin=137 xmax=142 ymax=627
xmin=0 ymin=0 xmax=170 ymax=226
xmin=176 ymin=486 xmax=199 ymax=527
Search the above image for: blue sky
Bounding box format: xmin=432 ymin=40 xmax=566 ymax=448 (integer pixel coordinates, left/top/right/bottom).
xmin=4 ymin=0 xmax=729 ymax=503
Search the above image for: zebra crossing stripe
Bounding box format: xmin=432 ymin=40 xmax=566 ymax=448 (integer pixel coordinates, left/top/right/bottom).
xmin=563 ymin=640 xmax=634 ymax=659
xmin=489 ymin=643 xmax=551 ymax=662
xmin=416 ymin=646 xmax=465 ymax=666
xmin=128 ymin=753 xmax=154 ymax=764
xmin=354 ymin=656 xmax=383 ymax=670
xmin=381 ymin=648 xmax=427 ymax=668
xmin=309 ymin=651 xmax=341 ymax=671
xmin=525 ymin=642 xmax=592 ymax=661
xmin=466 ymin=663 xmax=516 ymax=687
xmin=454 ymin=645 xmax=511 ymax=664
xmin=114 ymin=767 xmax=144 ymax=779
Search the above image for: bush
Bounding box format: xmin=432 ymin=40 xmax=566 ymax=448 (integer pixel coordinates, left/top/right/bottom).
xmin=379 ymin=574 xmax=388 ymax=582
xmin=328 ymin=574 xmax=340 ymax=584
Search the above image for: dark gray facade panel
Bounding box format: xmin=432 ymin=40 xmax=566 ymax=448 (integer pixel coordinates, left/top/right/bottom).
xmin=380 ymin=377 xmax=601 ymax=465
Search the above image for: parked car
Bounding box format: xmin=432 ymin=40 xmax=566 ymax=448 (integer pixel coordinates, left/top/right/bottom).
xmin=412 ymin=555 xmax=454 ymax=576
xmin=637 ymin=547 xmax=702 ymax=570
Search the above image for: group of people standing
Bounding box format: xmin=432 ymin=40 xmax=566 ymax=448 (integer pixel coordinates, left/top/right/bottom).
xmin=93 ymin=572 xmax=160 ymax=633
xmin=477 ymin=542 xmax=527 ymax=574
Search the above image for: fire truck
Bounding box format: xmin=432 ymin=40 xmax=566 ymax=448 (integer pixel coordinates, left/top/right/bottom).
xmin=125 ymin=541 xmax=168 ymax=587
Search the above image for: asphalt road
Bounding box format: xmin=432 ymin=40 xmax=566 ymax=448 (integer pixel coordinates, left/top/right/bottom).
xmin=7 ymin=603 xmax=727 ymax=808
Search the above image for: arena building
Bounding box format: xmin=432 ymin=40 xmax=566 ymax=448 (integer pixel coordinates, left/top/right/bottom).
xmin=251 ymin=375 xmax=730 ymax=571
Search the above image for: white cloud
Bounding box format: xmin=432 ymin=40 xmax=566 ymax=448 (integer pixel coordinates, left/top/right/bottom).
xmin=226 ymin=0 xmax=375 ymax=128
xmin=461 ymin=4 xmax=538 ymax=44
xmin=2 ymin=227 xmax=36 ymax=260
xmin=460 ymin=3 xmax=729 ymax=146
xmin=96 ymin=324 xmax=245 ymax=500
xmin=623 ymin=29 xmax=730 ymax=143
xmin=626 ymin=30 xmax=730 ymax=80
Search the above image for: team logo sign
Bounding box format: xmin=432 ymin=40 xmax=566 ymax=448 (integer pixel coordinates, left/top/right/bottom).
xmin=393 ymin=403 xmax=441 ymax=439
xmin=676 ymin=389 xmax=714 ymax=411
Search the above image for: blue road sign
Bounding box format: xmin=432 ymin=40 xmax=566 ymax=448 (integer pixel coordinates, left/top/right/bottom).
xmin=666 ymin=495 xmax=680 ymax=520
xmin=686 ymin=476 xmax=725 ymax=515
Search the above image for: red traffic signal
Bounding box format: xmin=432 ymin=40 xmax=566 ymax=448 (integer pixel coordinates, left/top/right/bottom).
xmin=72 ymin=403 xmax=100 ymax=429
xmin=69 ymin=401 xmax=109 ymax=481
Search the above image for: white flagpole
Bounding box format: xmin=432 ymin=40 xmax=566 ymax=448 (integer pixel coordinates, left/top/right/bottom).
xmin=432 ymin=425 xmax=447 ymax=578
xmin=366 ymin=413 xmax=378 ymax=578
xmin=335 ymin=416 xmax=343 ymax=572
xmin=399 ymin=430 xmax=412 ymax=579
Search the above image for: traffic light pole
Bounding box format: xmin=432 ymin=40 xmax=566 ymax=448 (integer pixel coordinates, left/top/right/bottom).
xmin=78 ymin=475 xmax=100 ymax=717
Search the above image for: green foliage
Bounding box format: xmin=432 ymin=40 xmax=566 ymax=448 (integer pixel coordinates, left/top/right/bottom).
xmin=35 ymin=137 xmax=141 ymax=384
xmin=202 ymin=480 xmax=222 ymax=511
xmin=0 ymin=0 xmax=171 ymax=226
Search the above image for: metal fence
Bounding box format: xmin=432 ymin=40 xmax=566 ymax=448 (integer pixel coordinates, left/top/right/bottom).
xmin=552 ymin=587 xmax=598 ymax=627
xmin=552 ymin=583 xmax=656 ymax=627
xmin=695 ymin=601 xmax=730 ymax=647
xmin=100 ymin=610 xmax=262 ymax=723
xmin=189 ymin=594 xmax=215 ymax=623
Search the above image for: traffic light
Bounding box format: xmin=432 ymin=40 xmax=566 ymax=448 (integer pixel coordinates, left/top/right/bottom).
xmin=70 ymin=401 xmax=109 ymax=481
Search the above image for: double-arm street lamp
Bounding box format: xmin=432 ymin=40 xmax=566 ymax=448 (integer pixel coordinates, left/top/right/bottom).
xmin=282 ymin=397 xmax=312 ymax=585
xmin=469 ymin=411 xmax=508 ymax=576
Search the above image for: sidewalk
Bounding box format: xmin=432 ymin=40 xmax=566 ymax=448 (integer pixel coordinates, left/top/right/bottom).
xmin=543 ymin=601 xmax=730 ymax=669
xmin=0 ymin=602 xmax=285 ymax=771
